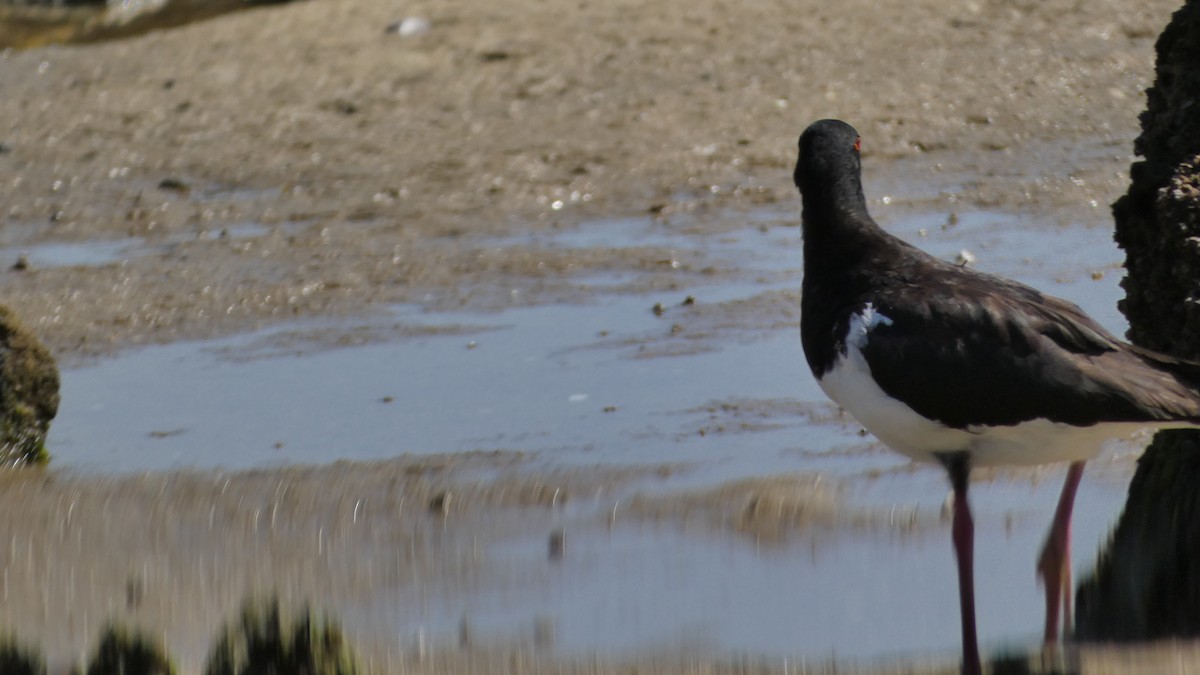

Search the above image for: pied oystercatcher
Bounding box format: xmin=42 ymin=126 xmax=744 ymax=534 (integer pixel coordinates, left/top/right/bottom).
xmin=794 ymin=119 xmax=1200 ymax=674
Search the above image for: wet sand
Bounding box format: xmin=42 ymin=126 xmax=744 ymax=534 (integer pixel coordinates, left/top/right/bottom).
xmin=0 ymin=0 xmax=1190 ymax=670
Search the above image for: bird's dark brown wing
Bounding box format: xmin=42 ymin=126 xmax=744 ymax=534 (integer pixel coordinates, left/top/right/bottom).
xmin=858 ymin=266 xmax=1200 ymax=429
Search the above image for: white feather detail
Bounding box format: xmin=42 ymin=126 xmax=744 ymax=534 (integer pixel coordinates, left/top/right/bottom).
xmin=845 ymin=302 xmax=893 ymax=351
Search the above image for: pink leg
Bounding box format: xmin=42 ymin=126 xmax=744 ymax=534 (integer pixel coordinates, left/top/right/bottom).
xmin=944 ymin=454 xmax=982 ymax=675
xmin=1037 ymin=461 xmax=1085 ymax=645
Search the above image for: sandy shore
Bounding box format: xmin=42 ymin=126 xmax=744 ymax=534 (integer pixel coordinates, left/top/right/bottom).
xmin=0 ymin=0 xmax=1175 ymax=361
xmin=0 ymin=0 xmax=1190 ymax=671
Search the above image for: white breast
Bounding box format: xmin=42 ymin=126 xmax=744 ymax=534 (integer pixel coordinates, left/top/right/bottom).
xmin=816 ymin=304 xmax=1177 ymax=467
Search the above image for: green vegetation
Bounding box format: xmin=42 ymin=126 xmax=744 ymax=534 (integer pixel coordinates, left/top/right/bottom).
xmin=205 ymin=597 xmax=359 ymax=675
xmin=0 ymin=633 xmax=45 ymax=675
xmin=0 ymin=598 xmax=360 ymax=675
xmin=0 ymin=305 xmax=59 ymax=467
xmin=84 ymin=623 xmax=174 ymax=675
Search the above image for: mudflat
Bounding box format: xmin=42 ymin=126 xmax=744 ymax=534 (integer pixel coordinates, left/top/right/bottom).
xmin=0 ymin=0 xmax=1187 ymax=671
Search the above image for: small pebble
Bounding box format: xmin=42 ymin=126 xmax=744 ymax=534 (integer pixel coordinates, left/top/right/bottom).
xmin=11 ymin=254 xmax=29 ymax=271
xmin=157 ymin=177 xmax=189 ymax=193
xmin=330 ymin=99 xmax=358 ymax=115
xmin=548 ymin=529 xmax=565 ymax=560
xmin=479 ymin=50 xmax=511 ymax=62
xmin=652 ymin=302 xmax=665 ymax=316
xmin=386 ymin=16 xmax=430 ymax=37
xmin=430 ymin=491 xmax=452 ymax=515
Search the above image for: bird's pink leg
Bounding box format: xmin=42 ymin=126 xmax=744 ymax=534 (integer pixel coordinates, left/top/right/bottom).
xmin=943 ymin=454 xmax=981 ymax=675
xmin=1037 ymin=461 xmax=1085 ymax=645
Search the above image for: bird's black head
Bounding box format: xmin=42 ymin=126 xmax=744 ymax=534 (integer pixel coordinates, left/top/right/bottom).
xmin=793 ymin=119 xmax=862 ymax=196
xmin=796 ymin=118 xmax=864 ymax=216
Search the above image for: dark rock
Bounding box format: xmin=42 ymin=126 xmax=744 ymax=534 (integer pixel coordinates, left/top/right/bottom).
xmin=1076 ymin=0 xmax=1200 ymax=641
xmin=1113 ymin=5 xmax=1200 ymax=358
xmin=0 ymin=306 xmax=58 ymax=466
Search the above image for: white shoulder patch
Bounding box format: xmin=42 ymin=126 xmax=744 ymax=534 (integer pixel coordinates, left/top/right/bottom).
xmin=845 ymin=302 xmax=894 ymax=350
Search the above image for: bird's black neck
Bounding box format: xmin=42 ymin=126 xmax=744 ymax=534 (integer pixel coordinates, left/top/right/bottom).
xmin=799 ymin=164 xmax=869 ymax=221
xmin=798 ymin=170 xmax=900 ymax=377
xmin=799 ymin=171 xmax=885 ymax=278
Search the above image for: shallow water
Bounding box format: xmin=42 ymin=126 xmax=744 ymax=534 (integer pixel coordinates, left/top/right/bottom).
xmin=46 ymin=206 xmax=1134 ymax=664
xmin=49 ymin=209 xmax=1125 ymax=474
xmin=368 ymin=482 xmax=1125 ymax=662
xmin=0 ymin=222 xmax=274 ymax=270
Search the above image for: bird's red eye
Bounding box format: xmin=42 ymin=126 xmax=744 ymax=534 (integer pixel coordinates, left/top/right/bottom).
xmin=853 ymin=137 xmax=861 ymax=152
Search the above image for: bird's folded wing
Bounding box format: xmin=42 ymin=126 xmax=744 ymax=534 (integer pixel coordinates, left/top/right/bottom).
xmin=859 ymin=283 xmax=1200 ymax=429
